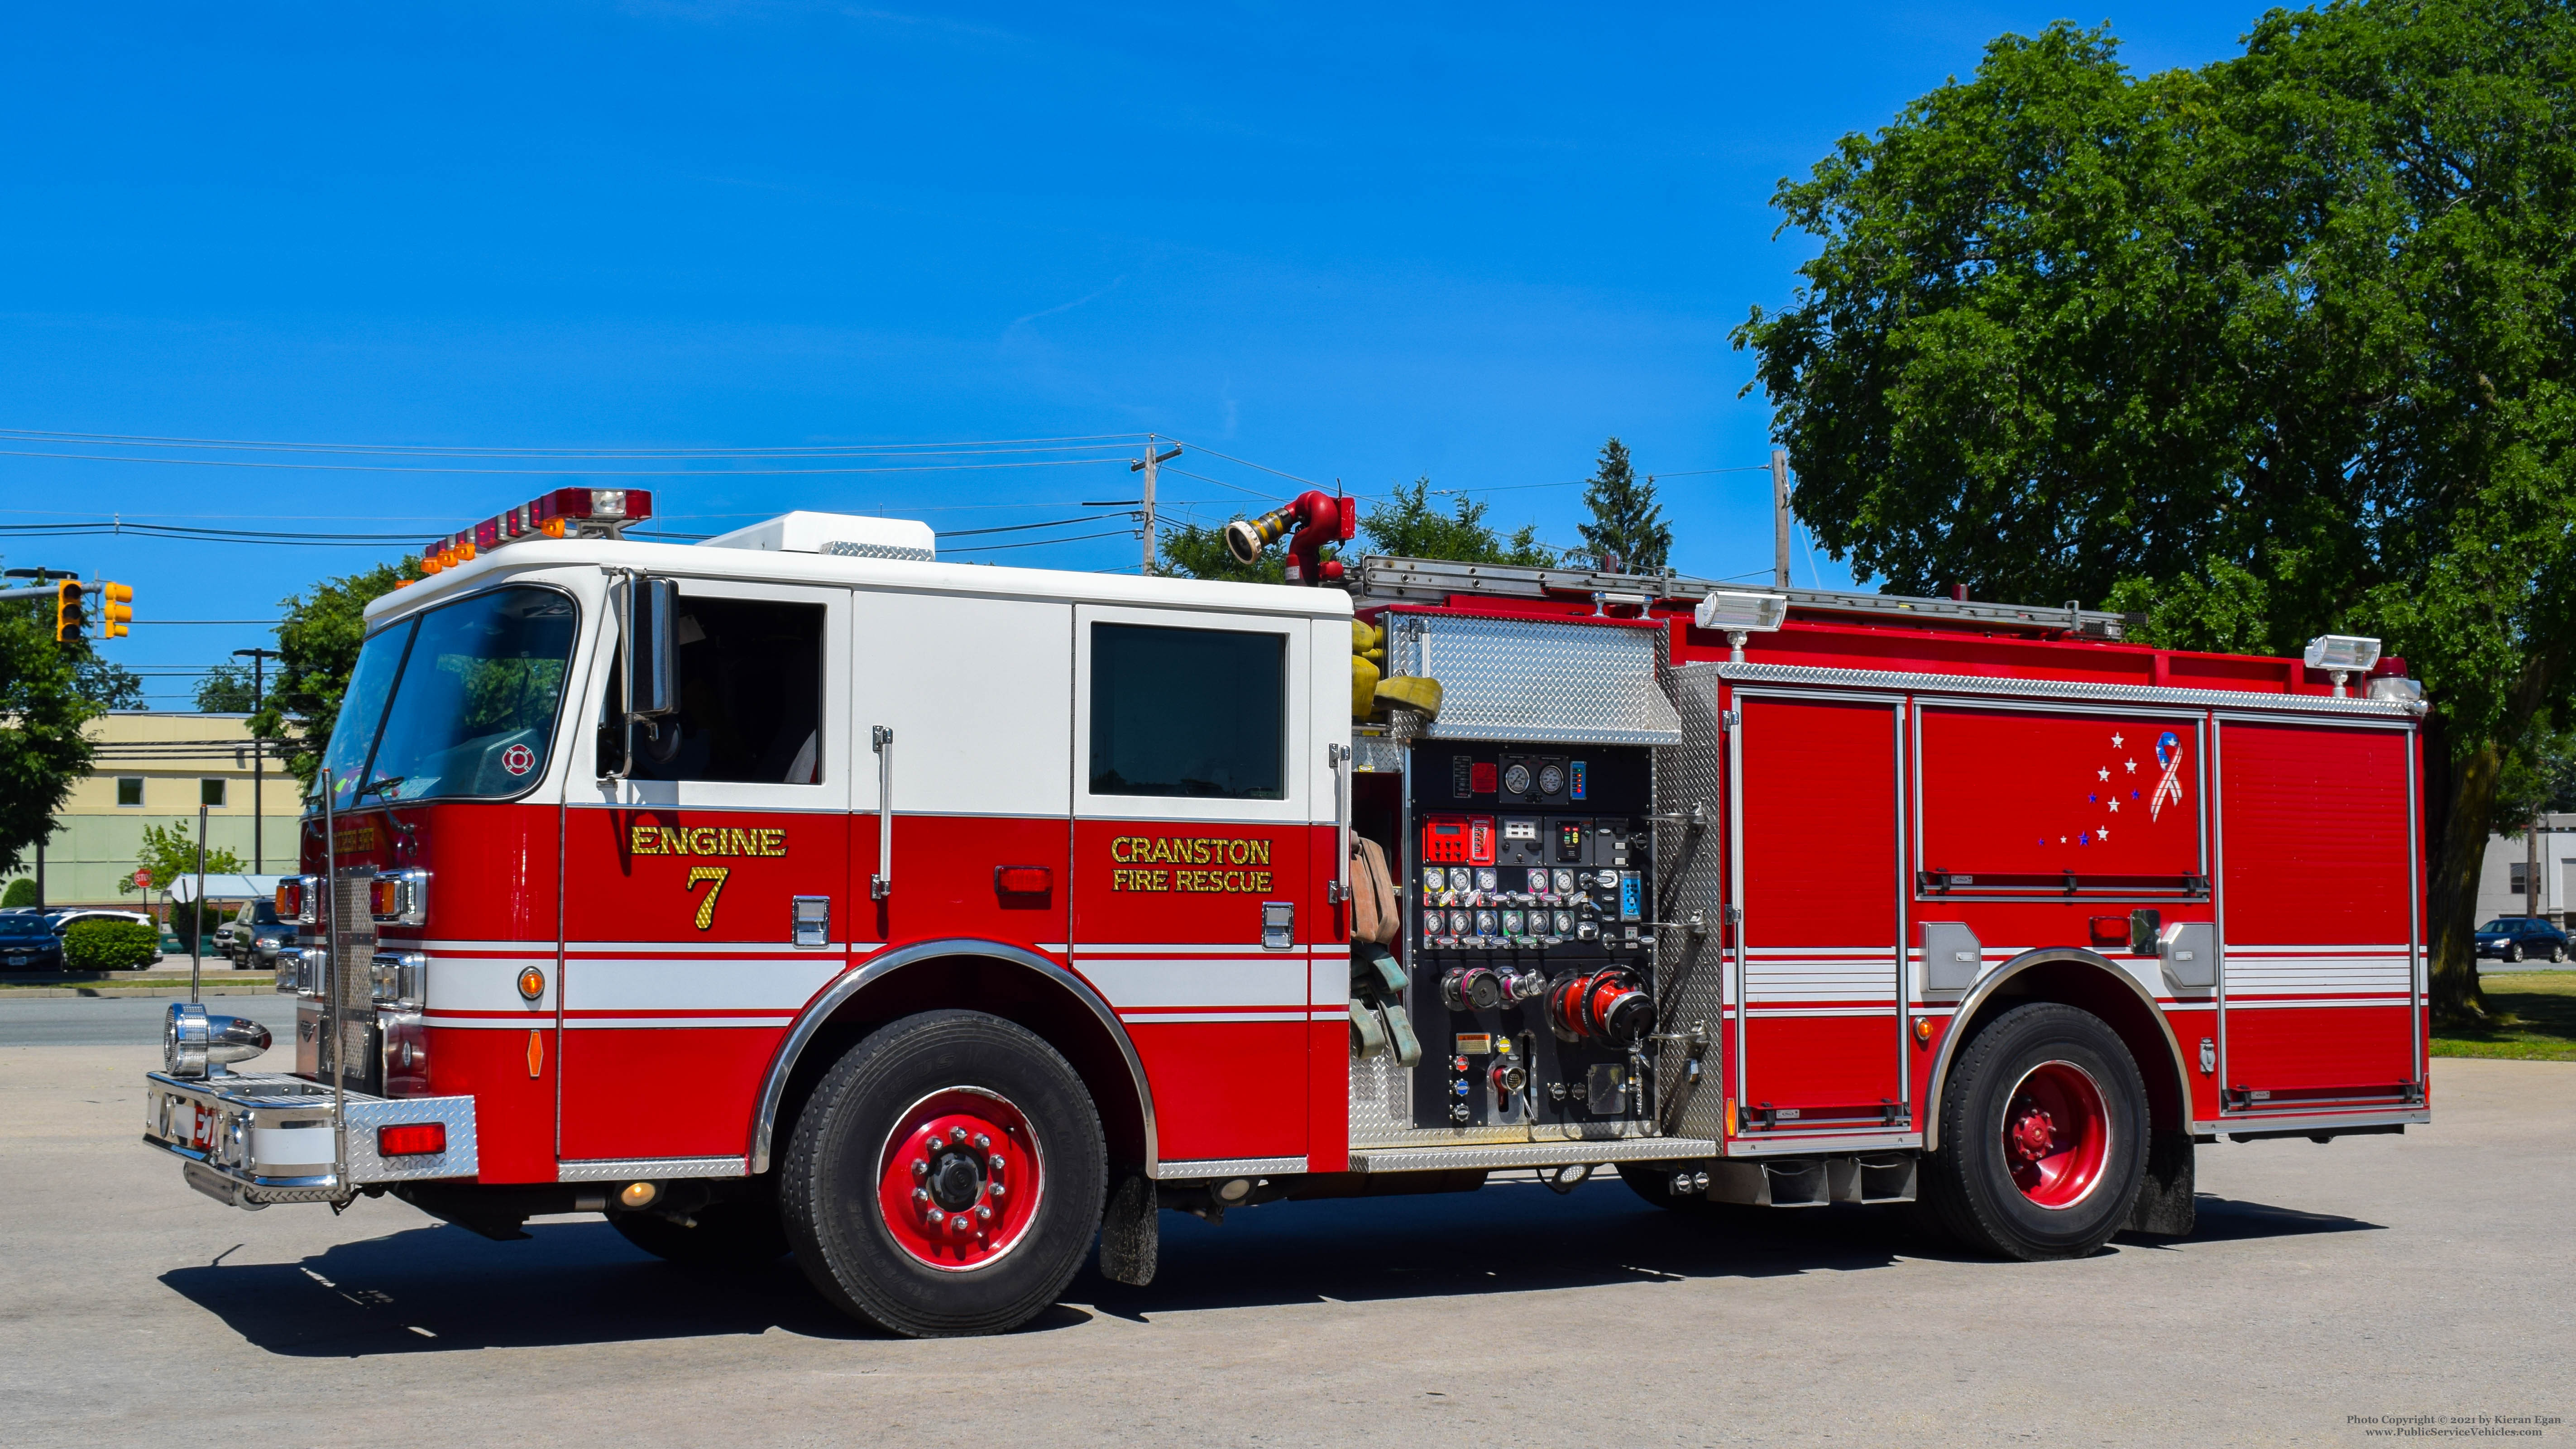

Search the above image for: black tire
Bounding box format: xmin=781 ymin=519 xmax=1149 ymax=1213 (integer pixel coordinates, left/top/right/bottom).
xmin=609 ymin=1198 xmax=791 ymax=1268
xmin=2552 ymin=943 xmax=2567 ymax=965
xmin=781 ymin=1009 xmax=1105 ymax=1337
xmin=1920 ymin=1002 xmax=2148 ymax=1261
xmin=2506 ymin=942 xmax=2525 ymax=964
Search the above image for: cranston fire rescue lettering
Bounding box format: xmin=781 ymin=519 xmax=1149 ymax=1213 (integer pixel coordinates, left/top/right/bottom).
xmin=1109 ymin=834 xmax=1273 ymax=893
xmin=627 ymin=824 xmax=789 ymax=858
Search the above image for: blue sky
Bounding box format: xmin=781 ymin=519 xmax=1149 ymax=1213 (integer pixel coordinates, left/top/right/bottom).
xmin=0 ymin=2 xmax=2270 ymax=703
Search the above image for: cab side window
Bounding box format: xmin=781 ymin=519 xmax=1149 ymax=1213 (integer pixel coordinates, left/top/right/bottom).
xmin=1089 ymin=622 xmax=1284 ymax=800
xmin=600 ymin=598 xmax=826 ymax=784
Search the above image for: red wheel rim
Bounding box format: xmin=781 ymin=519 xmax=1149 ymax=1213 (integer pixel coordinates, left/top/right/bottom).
xmin=875 ymin=1087 xmax=1045 ymax=1272
xmin=2000 ymin=1060 xmax=2110 ymax=1209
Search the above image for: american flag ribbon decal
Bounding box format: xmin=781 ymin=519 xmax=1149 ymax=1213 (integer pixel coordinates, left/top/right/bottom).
xmin=2150 ymin=730 xmax=2185 ymax=821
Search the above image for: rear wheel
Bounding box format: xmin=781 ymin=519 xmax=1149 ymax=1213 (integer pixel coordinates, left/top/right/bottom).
xmin=781 ymin=1009 xmax=1105 ymax=1337
xmin=610 ymin=1198 xmax=790 ymax=1268
xmin=2552 ymin=943 xmax=2568 ymax=964
xmin=1920 ymin=1002 xmax=2147 ymax=1260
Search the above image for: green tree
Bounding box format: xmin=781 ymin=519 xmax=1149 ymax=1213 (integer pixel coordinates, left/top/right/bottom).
xmin=1733 ymin=5 xmax=2576 ymax=1021
xmin=1361 ymin=478 xmax=1559 ymax=567
xmin=0 ymin=601 xmax=103 ymax=875
xmin=195 ymin=664 xmax=259 ymax=713
xmin=252 ymin=560 xmax=421 ymax=791
xmin=76 ymin=657 xmax=144 ymax=710
xmin=116 ymin=822 xmax=244 ymax=899
xmin=1159 ymin=479 xmax=1560 ymax=580
xmin=1154 ymin=521 xmax=1290 ymax=583
xmin=1575 ymin=438 xmax=1672 ymax=573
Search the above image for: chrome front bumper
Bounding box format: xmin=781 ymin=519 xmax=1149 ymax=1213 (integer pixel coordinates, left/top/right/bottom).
xmin=141 ymin=1071 xmax=478 ymax=1208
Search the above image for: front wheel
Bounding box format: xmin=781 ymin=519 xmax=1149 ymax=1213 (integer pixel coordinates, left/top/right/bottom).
xmin=781 ymin=1010 xmax=1106 ymax=1337
xmin=1919 ymin=1002 xmax=2148 ymax=1261
xmin=2506 ymin=942 xmax=2525 ymax=964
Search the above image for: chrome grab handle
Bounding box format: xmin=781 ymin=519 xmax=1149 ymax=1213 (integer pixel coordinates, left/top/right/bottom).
xmin=1326 ymin=742 xmax=1350 ymax=904
xmin=870 ymin=726 xmax=894 ymax=900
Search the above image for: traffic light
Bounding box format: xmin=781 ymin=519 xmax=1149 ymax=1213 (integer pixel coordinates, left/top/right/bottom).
xmin=53 ymin=580 xmax=85 ymax=642
xmin=98 ymin=582 xmax=132 ymax=638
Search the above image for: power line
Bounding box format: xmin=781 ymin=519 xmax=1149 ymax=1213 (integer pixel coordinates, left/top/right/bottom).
xmin=0 ymin=448 xmax=1131 ymax=478
xmin=0 ymin=426 xmax=1145 ymax=458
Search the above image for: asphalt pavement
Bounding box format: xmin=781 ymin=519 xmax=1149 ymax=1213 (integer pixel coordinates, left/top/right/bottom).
xmin=4 ymin=1046 xmax=2570 ymax=1447
xmin=0 ymin=992 xmax=300 ymax=1047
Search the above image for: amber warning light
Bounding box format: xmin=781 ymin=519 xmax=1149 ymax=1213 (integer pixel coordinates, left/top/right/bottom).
xmin=416 ymin=488 xmax=656 ymax=578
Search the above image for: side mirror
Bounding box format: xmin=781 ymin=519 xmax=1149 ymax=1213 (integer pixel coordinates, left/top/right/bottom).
xmin=623 ymin=576 xmax=680 ymax=722
xmin=2129 ymin=907 xmax=2164 ymax=956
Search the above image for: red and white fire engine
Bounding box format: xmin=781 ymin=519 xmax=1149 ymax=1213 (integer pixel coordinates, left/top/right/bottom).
xmin=144 ymin=484 xmax=2432 ymax=1337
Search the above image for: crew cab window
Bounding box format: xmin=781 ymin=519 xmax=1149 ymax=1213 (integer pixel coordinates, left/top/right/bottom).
xmin=602 ymin=597 xmax=825 ymax=784
xmin=1088 ymin=622 xmax=1284 ymax=800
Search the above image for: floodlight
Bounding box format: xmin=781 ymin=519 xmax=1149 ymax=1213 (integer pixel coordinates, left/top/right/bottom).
xmin=2303 ymin=634 xmax=2383 ymax=696
xmin=1695 ymin=591 xmax=1789 ymax=662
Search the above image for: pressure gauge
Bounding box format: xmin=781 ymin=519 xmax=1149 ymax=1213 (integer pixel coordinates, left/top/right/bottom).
xmin=1500 ymin=910 xmax=1523 ymax=937
xmin=1553 ymin=868 xmax=1576 ymax=894
xmin=1447 ymin=910 xmax=1472 ymax=937
xmin=1474 ymin=910 xmax=1498 ymax=937
xmin=1475 ymin=868 xmax=1499 ymax=893
xmin=1537 ymin=763 xmax=1566 ymax=796
xmin=1502 ymin=763 xmax=1533 ymax=796
xmin=1553 ymin=910 xmax=1575 ymax=935
xmin=1529 ymin=867 xmax=1552 ymax=894
xmin=1448 ymin=867 xmax=1472 ymax=892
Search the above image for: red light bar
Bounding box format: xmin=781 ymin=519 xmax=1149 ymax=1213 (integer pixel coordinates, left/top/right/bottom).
xmin=410 ymin=489 xmax=656 ymax=576
xmin=378 ymin=1122 xmax=447 ymax=1157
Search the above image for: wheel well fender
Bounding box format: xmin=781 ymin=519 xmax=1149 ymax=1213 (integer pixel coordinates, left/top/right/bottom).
xmin=1922 ymin=947 xmax=2189 ymax=1155
xmin=751 ymin=939 xmax=1154 ymax=1177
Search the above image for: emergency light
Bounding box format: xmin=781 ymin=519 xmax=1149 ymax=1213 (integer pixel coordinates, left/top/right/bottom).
xmin=417 ymin=488 xmax=656 ymax=576
xmin=1694 ymin=590 xmax=1789 ymax=661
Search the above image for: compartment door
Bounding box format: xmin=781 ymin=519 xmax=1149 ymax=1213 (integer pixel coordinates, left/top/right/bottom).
xmin=2216 ymin=720 xmax=2420 ymax=1112
xmin=1732 ymin=694 xmax=1906 ymax=1133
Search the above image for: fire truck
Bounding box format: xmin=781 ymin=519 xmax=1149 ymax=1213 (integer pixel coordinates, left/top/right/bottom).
xmin=143 ymin=485 xmax=2432 ymax=1337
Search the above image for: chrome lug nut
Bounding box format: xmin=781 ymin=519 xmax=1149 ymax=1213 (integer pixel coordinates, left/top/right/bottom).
xmin=974 ymin=1133 xmax=991 ymax=1149
xmin=949 ymin=1127 xmax=967 ymax=1143
xmin=912 ymin=1186 xmax=929 ymax=1203
xmin=912 ymin=1159 xmax=929 ymax=1178
xmin=988 ymin=1183 xmax=1006 ymax=1200
xmin=976 ymin=1206 xmax=992 ymax=1222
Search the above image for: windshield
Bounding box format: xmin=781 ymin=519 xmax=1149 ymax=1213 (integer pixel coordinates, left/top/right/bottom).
xmin=318 ymin=585 xmax=579 ymax=810
xmin=0 ymin=916 xmax=48 ymax=937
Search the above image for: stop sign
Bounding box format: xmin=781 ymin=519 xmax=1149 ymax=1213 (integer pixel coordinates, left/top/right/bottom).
xmin=133 ymin=869 xmax=151 ymax=889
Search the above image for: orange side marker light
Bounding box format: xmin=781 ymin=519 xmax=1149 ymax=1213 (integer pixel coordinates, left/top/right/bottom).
xmin=527 ymin=1029 xmax=545 ymax=1079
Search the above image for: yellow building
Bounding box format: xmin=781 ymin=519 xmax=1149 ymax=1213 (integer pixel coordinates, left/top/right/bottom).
xmin=4 ymin=712 xmax=299 ymax=908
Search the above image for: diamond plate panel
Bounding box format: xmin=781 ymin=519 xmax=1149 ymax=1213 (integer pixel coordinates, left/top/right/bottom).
xmin=1349 ymin=1136 xmax=1720 ymax=1173
xmin=1351 ymin=736 xmax=1405 ymax=773
xmin=1387 ymin=612 xmax=1682 ymax=745
xmin=555 ymin=1154 xmax=748 ymax=1182
xmin=343 ymin=1093 xmax=480 ymax=1183
xmin=1654 ymin=662 xmax=1730 ymax=1142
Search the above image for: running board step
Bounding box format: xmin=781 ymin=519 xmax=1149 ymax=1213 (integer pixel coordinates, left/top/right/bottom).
xmin=1348 ymin=1138 xmax=1720 ymax=1174
xmin=1706 ymin=1155 xmax=1917 ymax=1207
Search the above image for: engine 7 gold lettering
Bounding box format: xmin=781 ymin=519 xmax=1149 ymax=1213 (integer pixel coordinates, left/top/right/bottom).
xmin=628 ymin=824 xmax=789 ymax=858
xmin=685 ymin=866 xmax=730 ymax=930
xmin=1107 ymin=836 xmax=1275 ymax=893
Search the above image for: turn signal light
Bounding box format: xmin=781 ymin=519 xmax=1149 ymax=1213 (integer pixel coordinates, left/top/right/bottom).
xmin=275 ymin=878 xmax=303 ymax=919
xmin=377 ymin=1122 xmax=446 ymax=1157
xmin=516 ymin=966 xmax=546 ymax=1001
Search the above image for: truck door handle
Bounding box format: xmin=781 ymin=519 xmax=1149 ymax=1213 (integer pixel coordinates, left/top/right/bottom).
xmin=870 ymin=725 xmax=893 ymax=900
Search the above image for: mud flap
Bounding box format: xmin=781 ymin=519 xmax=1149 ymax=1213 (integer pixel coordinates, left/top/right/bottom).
xmin=1097 ymin=1171 xmax=1158 ymax=1287
xmin=2124 ymin=1129 xmax=2196 ymax=1237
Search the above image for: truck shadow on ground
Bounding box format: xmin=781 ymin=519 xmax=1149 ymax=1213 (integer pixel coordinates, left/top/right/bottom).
xmin=158 ymin=1182 xmax=2380 ymax=1354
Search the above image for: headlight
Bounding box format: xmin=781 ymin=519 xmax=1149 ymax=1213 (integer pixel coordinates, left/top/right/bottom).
xmin=371 ymin=951 xmax=426 ymax=1009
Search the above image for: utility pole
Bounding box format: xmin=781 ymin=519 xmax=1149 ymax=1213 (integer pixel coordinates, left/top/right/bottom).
xmin=1770 ymin=448 xmax=1793 ymax=590
xmin=192 ymin=802 xmax=208 ymax=1001
xmin=1130 ymin=437 xmax=1182 ymax=574
xmin=233 ymin=646 xmax=280 ymax=873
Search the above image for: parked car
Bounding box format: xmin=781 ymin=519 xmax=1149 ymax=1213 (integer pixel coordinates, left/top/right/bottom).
xmin=43 ymin=909 xmax=164 ymax=964
xmin=2475 ymin=916 xmax=2571 ymax=964
xmin=217 ymin=900 xmax=294 ymax=969
xmin=0 ymin=912 xmax=65 ymax=971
